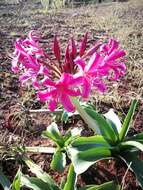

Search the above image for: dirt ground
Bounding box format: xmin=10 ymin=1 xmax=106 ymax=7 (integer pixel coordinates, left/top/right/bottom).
xmin=0 ymin=0 xmax=143 ymax=189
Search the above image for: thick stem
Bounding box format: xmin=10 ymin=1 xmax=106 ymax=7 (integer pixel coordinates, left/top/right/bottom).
xmin=71 ymin=97 xmax=101 ymax=134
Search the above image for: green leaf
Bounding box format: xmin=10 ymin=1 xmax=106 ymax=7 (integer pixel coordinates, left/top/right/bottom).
xmin=71 ymin=136 xmax=111 ymax=150
xmin=61 ymin=111 xmax=69 ymax=124
xmin=12 ymin=169 xmax=21 ymax=190
xmin=61 ymin=110 xmax=79 ymax=124
xmin=60 ymin=177 xmax=66 ymax=189
xmin=119 ymin=99 xmax=137 ymax=141
xmin=78 ymin=181 xmax=120 ymax=190
xmin=126 ymin=132 xmax=143 ymax=143
xmin=0 ymin=170 xmax=11 ymax=190
xmin=51 ymin=150 xmax=66 ymax=172
xmin=42 ymin=122 xmax=64 ymax=147
xmin=20 ymin=176 xmax=51 ymax=190
xmin=63 ymin=164 xmax=77 ymax=190
xmin=64 ymin=128 xmax=83 ymax=148
xmin=63 ymin=128 xmax=82 ymax=144
xmin=104 ymin=109 xmax=122 ymax=134
xmin=120 ymin=140 xmax=143 ymax=152
xmin=23 ymin=157 xmax=59 ymax=190
xmin=67 ymin=136 xmax=111 ymax=174
xmin=81 ymin=101 xmax=96 ymax=111
xmin=84 ymin=108 xmax=118 ymax=144
xmin=120 ymin=151 xmax=143 ymax=187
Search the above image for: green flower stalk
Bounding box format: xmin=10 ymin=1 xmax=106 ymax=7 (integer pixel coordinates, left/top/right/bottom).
xmin=71 ymin=97 xmax=101 ymax=134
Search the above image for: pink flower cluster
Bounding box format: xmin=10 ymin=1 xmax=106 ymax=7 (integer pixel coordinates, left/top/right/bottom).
xmin=12 ymin=31 xmax=126 ymax=112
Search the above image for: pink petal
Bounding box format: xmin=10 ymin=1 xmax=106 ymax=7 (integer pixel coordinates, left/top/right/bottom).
xmin=79 ymin=32 xmax=88 ymax=56
xmin=69 ymin=76 xmax=83 ymax=86
xmin=23 ymin=60 xmax=39 ymax=70
xmin=59 ymin=73 xmax=73 ymax=85
xmin=19 ymin=73 xmax=31 ymax=85
xmin=105 ymin=50 xmax=126 ymax=62
xmin=93 ymin=79 xmax=106 ymax=92
xmin=64 ymin=44 xmax=72 ymax=73
xmin=85 ymin=42 xmax=101 ymax=57
xmin=42 ymin=78 xmax=56 ymax=87
xmin=11 ymin=58 xmax=19 ymax=73
xmin=60 ymin=94 xmax=75 ymax=112
xmin=28 ymin=30 xmax=40 ymax=42
xmin=37 ymin=91 xmax=52 ymax=102
xmin=108 ymin=39 xmax=119 ymax=54
xmin=100 ymin=44 xmax=109 ymax=53
xmin=32 ymin=79 xmax=40 ymax=89
xmin=74 ymin=56 xmax=85 ymax=71
xmin=15 ymin=39 xmax=27 ymax=56
xmin=42 ymin=67 xmax=49 ymax=75
xmin=53 ymin=36 xmax=61 ymax=62
xmin=87 ymin=53 xmax=101 ymax=73
xmin=38 ymin=65 xmax=49 ymax=75
xmin=118 ymin=62 xmax=126 ymax=73
xmin=82 ymin=78 xmax=91 ymax=98
xmin=65 ymin=88 xmax=81 ymax=96
xmin=22 ymin=39 xmax=37 ymax=47
xmin=48 ymin=99 xmax=57 ymax=111
xmin=71 ymin=37 xmax=77 ymax=58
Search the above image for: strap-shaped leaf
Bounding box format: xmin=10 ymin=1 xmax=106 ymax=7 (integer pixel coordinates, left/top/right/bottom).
xmin=21 ymin=176 xmax=52 ymax=190
xmin=120 ymin=140 xmax=143 ymax=152
xmin=64 ymin=128 xmax=82 ymax=145
xmin=104 ymin=109 xmax=122 ymax=135
xmin=67 ymin=147 xmax=111 ymax=174
xmin=63 ymin=164 xmax=77 ymax=190
xmin=42 ymin=122 xmax=64 ymax=147
xmin=120 ymin=151 xmax=143 ymax=187
xmin=12 ymin=169 xmax=21 ymax=190
xmin=0 ymin=170 xmax=11 ymax=190
xmin=51 ymin=150 xmax=66 ymax=173
xmin=84 ymin=108 xmax=118 ymax=144
xmin=67 ymin=136 xmax=111 ymax=174
xmin=119 ymin=99 xmax=137 ymax=141
xmin=71 ymin=136 xmax=111 ymax=150
xmin=23 ymin=157 xmax=59 ymax=190
xmin=126 ymin=132 xmax=143 ymax=143
xmin=78 ymin=181 xmax=120 ymax=190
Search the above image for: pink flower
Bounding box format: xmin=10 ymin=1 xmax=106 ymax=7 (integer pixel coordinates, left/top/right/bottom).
xmin=11 ymin=31 xmax=126 ymax=112
xmin=99 ymin=39 xmax=126 ymax=80
xmin=37 ymin=73 xmax=81 ymax=112
xmin=12 ymin=31 xmax=44 ymax=72
xmin=74 ymin=39 xmax=126 ymax=97
xmin=11 ymin=31 xmax=49 ymax=88
xmin=74 ymin=53 xmax=106 ymax=98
